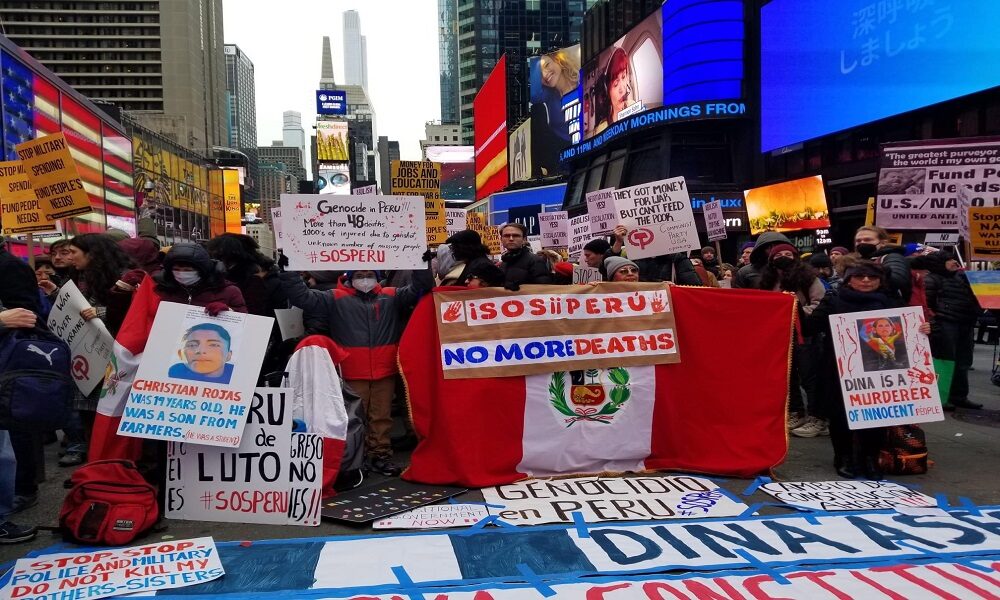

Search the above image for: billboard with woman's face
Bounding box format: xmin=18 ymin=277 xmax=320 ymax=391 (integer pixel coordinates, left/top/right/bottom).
xmin=528 ymin=45 xmax=581 ymax=178
xmin=581 ymin=9 xmax=663 ymax=141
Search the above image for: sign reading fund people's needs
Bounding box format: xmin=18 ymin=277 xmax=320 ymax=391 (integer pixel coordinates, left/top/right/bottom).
xmin=15 ymin=132 xmax=93 ymax=220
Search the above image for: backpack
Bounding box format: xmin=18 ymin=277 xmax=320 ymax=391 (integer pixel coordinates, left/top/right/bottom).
xmin=0 ymin=327 xmax=73 ymax=431
xmin=879 ymin=425 xmax=929 ymax=475
xmin=908 ymin=269 xmax=934 ymax=320
xmin=60 ymin=459 xmax=159 ymax=546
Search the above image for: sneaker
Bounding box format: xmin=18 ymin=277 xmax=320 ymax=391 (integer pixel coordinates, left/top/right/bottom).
xmin=791 ymin=417 xmax=829 ymax=438
xmin=59 ymin=451 xmax=86 ymax=467
xmin=786 ymin=413 xmax=808 ymax=431
xmin=0 ymin=521 xmax=37 ymax=544
xmin=365 ymin=457 xmax=403 ymax=477
xmin=10 ymin=494 xmax=38 ymax=514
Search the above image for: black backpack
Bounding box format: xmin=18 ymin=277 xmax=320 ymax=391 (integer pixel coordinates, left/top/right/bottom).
xmin=0 ymin=327 xmax=73 ymax=431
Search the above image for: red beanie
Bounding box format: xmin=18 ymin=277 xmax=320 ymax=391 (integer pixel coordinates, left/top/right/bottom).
xmin=767 ymin=243 xmax=798 ymax=260
xmin=553 ymin=262 xmax=574 ymax=278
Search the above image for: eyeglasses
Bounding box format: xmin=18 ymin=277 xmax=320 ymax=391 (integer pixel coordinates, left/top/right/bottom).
xmin=617 ymin=267 xmax=639 ymax=275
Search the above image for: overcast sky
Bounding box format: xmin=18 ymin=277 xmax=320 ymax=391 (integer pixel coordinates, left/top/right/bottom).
xmin=221 ymin=0 xmax=440 ymax=166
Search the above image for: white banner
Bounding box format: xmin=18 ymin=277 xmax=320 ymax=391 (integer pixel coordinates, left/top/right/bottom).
xmin=703 ymin=199 xmax=727 ymax=241
xmin=759 ymin=480 xmax=936 ymax=511
xmin=568 ymin=214 xmax=592 ymax=260
xmin=373 ymin=503 xmax=490 ymax=530
xmin=586 ymin=188 xmax=617 ymax=235
xmin=614 ymin=177 xmax=699 ymax=260
xmin=45 ymin=280 xmax=114 ymax=395
xmin=279 ymin=193 xmax=427 ymax=271
xmin=539 ymin=210 xmax=569 ymax=248
xmin=830 ymin=306 xmax=945 ymax=430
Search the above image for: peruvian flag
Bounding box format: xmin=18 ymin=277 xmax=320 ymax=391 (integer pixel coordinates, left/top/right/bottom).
xmin=89 ymin=277 xmax=162 ymax=462
xmin=401 ymin=286 xmax=794 ymax=487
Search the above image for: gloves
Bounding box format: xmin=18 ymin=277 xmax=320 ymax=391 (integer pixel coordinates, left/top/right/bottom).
xmin=204 ymin=302 xmax=229 ymax=317
xmin=421 ymin=249 xmax=436 ymax=263
xmin=504 ymin=281 xmax=520 ymax=292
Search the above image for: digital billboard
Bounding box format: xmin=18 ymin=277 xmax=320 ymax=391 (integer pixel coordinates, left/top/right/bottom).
xmin=508 ymin=118 xmax=532 ymax=184
xmin=315 ymin=120 xmax=349 ymax=162
xmin=662 ymin=0 xmax=744 ymax=105
xmin=528 ymin=44 xmax=581 ymax=177
xmin=316 ymin=90 xmax=347 ymax=116
xmin=317 ymin=163 xmax=351 ymax=195
xmin=745 ymin=176 xmax=830 ymax=235
xmin=474 ymin=56 xmax=509 ymax=201
xmin=760 ymin=0 xmax=1000 ymax=152
xmin=426 ymin=145 xmax=474 ymax=201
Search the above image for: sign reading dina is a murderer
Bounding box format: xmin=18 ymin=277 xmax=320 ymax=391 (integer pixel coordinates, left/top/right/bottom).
xmin=433 ymin=283 xmax=680 ymax=379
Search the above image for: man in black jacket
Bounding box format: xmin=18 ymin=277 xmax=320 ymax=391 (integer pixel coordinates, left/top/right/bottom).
xmin=498 ymin=223 xmax=552 ymax=289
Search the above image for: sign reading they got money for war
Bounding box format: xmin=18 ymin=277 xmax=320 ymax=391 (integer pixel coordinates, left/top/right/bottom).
xmin=433 ymin=283 xmax=680 ymax=379
xmin=614 ymin=177 xmax=700 ymax=260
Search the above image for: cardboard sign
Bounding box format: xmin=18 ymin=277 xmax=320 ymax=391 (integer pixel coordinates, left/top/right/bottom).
xmin=117 ymin=302 xmax=273 ymax=447
xmin=703 ymin=200 xmax=727 ymax=241
xmin=279 ymin=194 xmax=427 ymax=271
xmin=1 ymin=538 xmax=222 ymax=600
xmin=274 ymin=307 xmax=305 ymax=341
xmin=165 ymin=388 xmax=324 ymax=526
xmin=567 ymin=214 xmax=592 ymax=259
xmin=424 ymin=197 xmax=448 ymax=246
xmin=433 ymin=283 xmax=680 ymax=379
xmin=445 ymin=208 xmax=467 ymax=235
xmin=270 ymin=207 xmax=284 ymax=247
xmin=586 ymin=188 xmax=616 ymax=234
xmin=354 ymin=184 xmax=376 ymax=196
xmin=321 ymin=480 xmax=467 ymax=523
xmin=482 ymin=476 xmax=747 ymax=525
xmin=45 ymin=281 xmax=114 ymax=395
xmin=966 ymin=270 xmax=1000 ymax=309
xmin=373 ymin=503 xmax=490 ymax=530
xmin=539 ymin=210 xmax=569 ymax=248
xmin=614 ymin=177 xmax=699 ymax=260
xmin=969 ymin=206 xmax=1000 ymax=260
xmin=572 ymin=265 xmax=602 ymax=284
xmin=390 ymin=160 xmax=441 ymax=198
xmin=830 ymin=306 xmax=944 ymax=430
xmin=467 ymin=211 xmax=501 ymax=255
xmin=759 ymin=480 xmax=935 ymax=511
xmin=14 ymin=132 xmax=92 ymax=221
xmin=925 ymin=232 xmax=959 ymax=245
xmin=0 ymin=160 xmax=59 ymax=234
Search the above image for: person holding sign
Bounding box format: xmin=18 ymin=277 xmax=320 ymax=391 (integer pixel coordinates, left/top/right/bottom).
xmin=153 ymin=244 xmax=248 ymax=315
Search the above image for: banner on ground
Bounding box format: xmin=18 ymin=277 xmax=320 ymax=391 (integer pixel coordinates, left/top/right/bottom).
xmin=166 ymin=388 xmax=323 ymax=526
xmin=568 ymin=215 xmax=591 ymax=260
xmin=279 ymin=193 xmax=427 ymax=271
xmin=1 ymin=538 xmax=222 ymax=600
xmin=614 ymin=177 xmax=699 ymax=260
xmin=830 ymin=306 xmax=945 ymax=430
xmin=14 ymin=132 xmax=92 ymax=221
xmin=482 ymin=475 xmax=747 ymax=525
xmin=373 ymin=503 xmax=490 ymax=530
xmin=876 ymin=136 xmax=1000 ymax=230
xmin=759 ymin=480 xmax=936 ymax=511
xmin=703 ymin=200 xmax=727 ymax=241
xmin=0 ymin=160 xmax=59 ymax=234
xmin=586 ymin=188 xmax=616 ymax=235
xmin=966 ymin=270 xmax=1000 ymax=309
xmin=969 ymin=206 xmax=1000 ymax=260
xmin=46 ymin=281 xmax=114 ymax=395
xmin=539 ymin=210 xmax=569 ymax=248
xmin=116 ymin=302 xmax=272 ymax=447
xmin=445 ymin=208 xmax=467 ymax=236
xmin=466 ymin=211 xmax=501 ymax=255
xmin=433 ymin=283 xmax=679 ymax=379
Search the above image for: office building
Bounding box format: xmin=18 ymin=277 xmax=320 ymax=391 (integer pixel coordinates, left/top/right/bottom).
xmin=343 ymin=10 xmax=368 ymax=90
xmin=224 ymin=44 xmax=258 ymax=202
xmin=420 ymin=121 xmax=463 ymax=158
xmin=281 ymin=110 xmax=307 ymax=175
xmin=377 ymin=136 xmax=401 ymax=192
xmin=319 ymin=36 xmax=338 ymax=90
xmin=259 ymin=143 xmax=307 ymax=182
xmin=0 ymin=0 xmax=228 ymax=151
xmin=438 ymin=0 xmax=459 ymax=124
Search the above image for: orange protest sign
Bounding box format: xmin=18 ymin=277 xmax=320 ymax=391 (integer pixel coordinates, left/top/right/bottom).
xmin=223 ymin=169 xmax=242 ymax=233
xmin=467 ymin=212 xmax=501 ymax=255
xmin=0 ymin=160 xmax=58 ymax=234
xmin=15 ymin=132 xmax=92 ymax=221
xmin=969 ymin=206 xmax=1000 ymax=261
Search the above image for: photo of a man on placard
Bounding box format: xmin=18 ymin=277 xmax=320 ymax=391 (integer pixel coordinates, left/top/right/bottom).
xmin=168 ymin=322 xmax=236 ymax=384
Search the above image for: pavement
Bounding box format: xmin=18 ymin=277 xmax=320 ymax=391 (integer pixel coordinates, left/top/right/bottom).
xmin=2 ymin=341 xmax=998 ymax=565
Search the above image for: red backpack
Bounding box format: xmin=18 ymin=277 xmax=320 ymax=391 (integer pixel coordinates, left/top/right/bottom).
xmin=60 ymin=459 xmax=159 ymax=546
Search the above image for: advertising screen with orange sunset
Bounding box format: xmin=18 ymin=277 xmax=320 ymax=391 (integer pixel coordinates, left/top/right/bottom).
xmin=744 ymin=175 xmax=830 ymax=235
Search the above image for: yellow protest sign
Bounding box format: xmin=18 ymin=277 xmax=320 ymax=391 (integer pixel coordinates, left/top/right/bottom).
xmin=425 ymin=197 xmax=448 ymax=246
xmin=467 ymin=212 xmax=502 ymax=255
xmin=0 ymin=160 xmax=59 ymax=234
xmin=969 ymin=206 xmax=1000 ymax=261
xmin=390 ymin=160 xmax=441 ymax=198
xmin=15 ymin=132 xmax=92 ymax=220
xmin=865 ymin=197 xmax=875 ymax=226
xmin=223 ymin=169 xmax=242 ymax=233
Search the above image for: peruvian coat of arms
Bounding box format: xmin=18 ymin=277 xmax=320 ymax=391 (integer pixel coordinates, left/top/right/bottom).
xmin=549 ymin=367 xmax=631 ymax=426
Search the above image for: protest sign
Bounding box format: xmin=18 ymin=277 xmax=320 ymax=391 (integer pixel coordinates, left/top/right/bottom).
xmin=390 ymin=160 xmax=441 ymax=198
xmin=1 ymin=538 xmax=222 ymax=600
xmin=572 ymin=265 xmax=601 ymax=284
xmin=567 ymin=214 xmax=591 ymax=259
xmin=14 ymin=132 xmax=92 ymax=221
xmin=586 ymin=188 xmax=616 ymax=234
xmin=969 ymin=206 xmax=1000 ymax=260
xmin=321 ymin=480 xmax=467 ymax=523
xmin=467 ymin=211 xmax=501 ymax=255
xmin=433 ymin=283 xmax=679 ymax=379
xmin=614 ymin=177 xmax=699 ymax=260
xmin=354 ymin=184 xmax=376 ymax=196
xmin=759 ymin=480 xmax=935 ymax=511
xmin=925 ymin=232 xmax=960 ymax=246
xmin=274 ymin=307 xmax=304 ymax=341
xmin=45 ymin=281 xmax=114 ymax=395
xmin=703 ymin=200 xmax=727 ymax=241
xmin=424 ymin=197 xmax=448 ymax=246
xmin=829 ymin=306 xmax=944 ymax=430
xmin=482 ymin=476 xmax=747 ymax=525
xmin=117 ymin=302 xmax=273 ymax=447
xmin=0 ymin=160 xmax=59 ymax=234
xmin=279 ymin=194 xmax=427 ymax=271
xmin=373 ymin=503 xmax=490 ymax=530
xmin=270 ymin=207 xmax=283 ymax=247
xmin=539 ymin=210 xmax=569 ymax=248
xmin=445 ymin=208 xmax=467 ymax=235
xmin=745 ymin=176 xmax=830 ymax=235
xmin=966 ymin=270 xmax=1000 ymax=309
xmin=165 ymin=388 xmax=324 ymax=526
xmin=876 ymin=137 xmax=1000 ymax=230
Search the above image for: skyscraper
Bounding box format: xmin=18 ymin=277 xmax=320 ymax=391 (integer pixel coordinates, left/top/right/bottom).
xmin=438 ymin=0 xmax=459 ymax=124
xmin=0 ymin=0 xmax=228 ymax=151
xmin=319 ymin=36 xmax=338 ymax=91
xmin=282 ymin=111 xmax=307 ymax=167
xmin=343 ymin=10 xmax=369 ymax=90
xmin=224 ymin=44 xmax=258 ymax=202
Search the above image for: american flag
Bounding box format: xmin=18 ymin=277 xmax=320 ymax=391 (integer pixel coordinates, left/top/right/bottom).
xmin=1 ymin=49 xmax=59 ymax=161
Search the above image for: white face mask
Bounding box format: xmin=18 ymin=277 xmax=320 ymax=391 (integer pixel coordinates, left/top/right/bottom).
xmin=173 ymin=270 xmax=201 ymax=286
xmin=352 ymin=277 xmax=377 ymax=293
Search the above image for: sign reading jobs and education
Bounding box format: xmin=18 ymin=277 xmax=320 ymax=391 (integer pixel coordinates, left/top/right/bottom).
xmin=0 ymin=160 xmax=58 ymax=234
xmin=433 ymin=283 xmax=680 ymax=379
xmin=830 ymin=306 xmax=944 ymax=430
xmin=614 ymin=177 xmax=700 ymax=260
xmin=390 ymin=160 xmax=441 ymax=198
xmin=117 ymin=302 xmax=273 ymax=447
xmin=279 ymin=194 xmax=427 ymax=271
xmin=1 ymin=538 xmax=223 ymax=600
xmin=46 ymin=281 xmax=114 ymax=395
xmin=759 ymin=480 xmax=935 ymax=512
xmin=166 ymin=388 xmax=324 ymax=526
xmin=969 ymin=206 xmax=1000 ymax=260
xmin=14 ymin=132 xmax=92 ymax=221
xmin=876 ymin=137 xmax=1000 ymax=230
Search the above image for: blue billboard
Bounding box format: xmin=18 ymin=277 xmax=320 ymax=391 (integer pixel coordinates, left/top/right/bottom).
xmin=760 ymin=0 xmax=1000 ymax=152
xmin=316 ymin=90 xmax=347 ymax=116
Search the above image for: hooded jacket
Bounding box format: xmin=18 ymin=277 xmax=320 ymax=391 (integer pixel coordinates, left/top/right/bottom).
xmin=280 ymin=268 xmax=434 ymax=380
xmin=732 ymin=232 xmax=792 ymax=289
xmin=500 ymin=247 xmax=552 ymax=287
xmin=153 ymin=243 xmax=248 ymax=311
xmin=872 ymin=245 xmax=912 ymax=302
xmin=910 ymin=253 xmax=981 ymax=326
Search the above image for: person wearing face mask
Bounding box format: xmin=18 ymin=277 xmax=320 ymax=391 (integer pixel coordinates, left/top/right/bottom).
xmin=152 ymin=243 xmax=247 ymax=314
xmin=279 ymin=264 xmax=434 ymax=477
xmin=732 ymin=232 xmax=793 ymax=289
xmin=853 ymin=226 xmax=911 ymax=303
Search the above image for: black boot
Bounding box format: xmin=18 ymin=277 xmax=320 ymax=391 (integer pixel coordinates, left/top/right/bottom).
xmin=834 ymin=456 xmax=857 ymax=479
xmin=951 ymin=398 xmax=983 ymax=410
xmin=863 ymin=456 xmax=884 ymax=481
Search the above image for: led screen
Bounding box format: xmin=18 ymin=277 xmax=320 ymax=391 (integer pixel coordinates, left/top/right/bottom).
xmin=474 ymin=56 xmax=509 ymax=201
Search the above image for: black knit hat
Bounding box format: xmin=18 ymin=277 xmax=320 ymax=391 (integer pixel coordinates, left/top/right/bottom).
xmin=446 ymin=229 xmax=482 ymax=246
xmin=583 ymin=239 xmax=611 ymax=254
xmin=808 ymin=253 xmax=833 ymax=269
xmin=843 ymin=261 xmax=884 ymax=282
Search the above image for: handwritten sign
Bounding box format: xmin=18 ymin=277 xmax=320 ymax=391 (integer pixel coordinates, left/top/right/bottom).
xmin=969 ymin=206 xmax=1000 ymax=260
xmin=279 ymin=193 xmax=427 ymax=271
xmin=467 ymin=211 xmax=501 ymax=255
xmin=0 ymin=160 xmax=58 ymax=234
xmin=539 ymin=211 xmax=569 ymax=248
xmin=830 ymin=306 xmax=944 ymax=430
xmin=373 ymin=503 xmax=490 ymax=530
xmin=445 ymin=208 xmax=467 ymax=235
xmin=572 ymin=265 xmax=602 ymax=284
xmin=270 ymin=207 xmax=283 ymax=247
xmin=354 ymin=184 xmax=376 ymax=196
xmin=165 ymin=388 xmax=324 ymax=526
xmin=1 ymin=538 xmax=222 ymax=600
xmin=614 ymin=177 xmax=699 ymax=260
xmin=15 ymin=132 xmax=92 ymax=220
xmin=567 ymin=214 xmax=591 ymax=259
xmin=704 ymin=199 xmax=727 ymax=241
xmin=759 ymin=480 xmax=935 ymax=511
xmin=424 ymin=197 xmax=448 ymax=246
xmin=117 ymin=302 xmax=273 ymax=447
xmin=586 ymin=188 xmax=616 ymax=234
xmin=45 ymin=281 xmax=114 ymax=395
